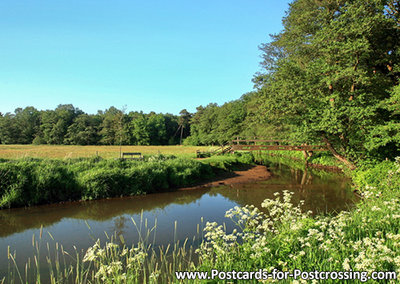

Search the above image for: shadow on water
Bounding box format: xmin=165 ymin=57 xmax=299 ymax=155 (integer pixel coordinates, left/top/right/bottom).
xmin=0 ymin=189 xmax=209 ymax=238
xmin=221 ymin=162 xmax=358 ymax=216
xmin=0 ymin=162 xmax=358 ymax=277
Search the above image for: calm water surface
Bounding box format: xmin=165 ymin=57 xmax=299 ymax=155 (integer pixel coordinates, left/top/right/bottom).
xmin=0 ymin=163 xmax=358 ymax=276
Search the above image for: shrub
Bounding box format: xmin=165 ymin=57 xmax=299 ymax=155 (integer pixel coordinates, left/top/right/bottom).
xmin=352 ymin=159 xmax=399 ymax=194
xmin=0 ymin=162 xmax=34 ymax=208
xmin=78 ymin=168 xmax=130 ymax=200
xmin=32 ymin=162 xmax=79 ymax=204
xmin=0 ymin=154 xmax=252 ymax=208
xmin=32 ymin=136 xmax=46 ymax=145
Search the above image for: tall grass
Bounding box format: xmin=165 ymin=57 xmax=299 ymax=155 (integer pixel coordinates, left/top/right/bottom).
xmin=4 ymin=214 xmax=203 ymax=284
xmin=0 ymin=154 xmax=254 ymax=209
xmin=194 ymin=158 xmax=400 ymax=282
xmin=3 ymin=155 xmax=400 ymax=283
xmin=253 ymin=150 xmax=343 ymax=168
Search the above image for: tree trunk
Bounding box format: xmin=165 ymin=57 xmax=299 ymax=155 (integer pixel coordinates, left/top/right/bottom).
xmin=322 ymin=135 xmax=356 ymax=170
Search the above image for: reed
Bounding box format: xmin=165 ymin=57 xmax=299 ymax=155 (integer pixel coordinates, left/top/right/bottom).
xmin=4 ymin=213 xmax=204 ymax=284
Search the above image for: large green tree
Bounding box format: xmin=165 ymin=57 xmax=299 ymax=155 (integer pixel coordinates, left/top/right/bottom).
xmin=129 ymin=113 xmax=150 ymax=145
xmin=0 ymin=107 xmax=40 ymax=144
xmin=64 ymin=114 xmax=101 ymax=145
xmin=186 ymin=104 xmax=219 ymax=145
xmin=254 ymin=0 xmax=400 ymax=165
xmin=39 ymin=104 xmax=82 ymax=144
xmin=0 ymin=113 xmax=19 ymax=144
xmin=99 ymin=107 xmax=126 ymax=145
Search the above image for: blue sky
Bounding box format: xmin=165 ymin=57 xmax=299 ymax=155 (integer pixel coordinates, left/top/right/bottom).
xmin=0 ymin=0 xmax=291 ymax=115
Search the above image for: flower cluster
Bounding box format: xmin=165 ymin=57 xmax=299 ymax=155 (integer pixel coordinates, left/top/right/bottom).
xmin=80 ymin=160 xmax=400 ymax=282
xmin=198 ymin=186 xmax=400 ymax=278
xmin=82 ymin=239 xmax=147 ymax=282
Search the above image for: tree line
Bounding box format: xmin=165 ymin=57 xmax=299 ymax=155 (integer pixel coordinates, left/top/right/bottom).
xmin=0 ymin=105 xmax=191 ymax=145
xmin=1 ymin=0 xmax=399 ymax=166
xmin=0 ymin=96 xmax=271 ymax=147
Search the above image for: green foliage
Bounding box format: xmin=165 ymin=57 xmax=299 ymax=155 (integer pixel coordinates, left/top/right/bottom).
xmin=254 ymin=150 xmax=305 ymax=160
xmin=0 ymin=163 xmax=30 ymax=208
xmin=0 ymin=155 xmax=250 ymax=209
xmin=0 ymin=107 xmax=41 ymax=144
xmin=308 ymin=153 xmax=340 ymax=167
xmin=40 ymin=104 xmax=83 ymax=145
xmin=0 ymin=105 xmax=183 ymax=146
xmin=164 ymin=158 xmax=209 ymax=187
xmin=32 ymin=136 xmax=46 ymax=145
xmin=5 ymin=158 xmax=400 ymax=283
xmin=201 ymin=152 xmax=255 ymax=170
xmin=253 ymin=150 xmax=342 ymax=169
xmin=255 ymin=152 xmax=307 ymax=171
xmin=251 ymin=0 xmax=400 ymax=162
xmin=128 ymin=113 xmax=151 ymax=145
xmin=0 ymin=160 xmax=79 ymax=208
xmin=185 ymin=98 xmax=259 ymax=146
xmin=197 ymin=160 xmax=400 ymax=281
xmin=64 ymin=114 xmax=101 ymax=145
xmin=352 ymin=159 xmax=400 ymax=194
xmin=99 ymin=106 xmax=127 ymax=145
xmin=78 ymin=168 xmax=130 ymax=199
xmin=182 ymin=0 xmax=399 ymax=163
xmin=366 ymin=84 xmax=400 ymax=159
xmin=32 ymin=162 xmax=79 ymax=204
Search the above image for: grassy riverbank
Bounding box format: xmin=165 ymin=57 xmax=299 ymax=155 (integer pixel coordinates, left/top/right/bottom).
xmin=3 ymin=154 xmax=400 ymax=283
xmin=74 ymin=157 xmax=400 ymax=282
xmin=0 ymin=153 xmax=254 ymax=209
xmin=194 ymin=157 xmax=400 ymax=283
xmin=253 ymin=150 xmax=343 ymax=169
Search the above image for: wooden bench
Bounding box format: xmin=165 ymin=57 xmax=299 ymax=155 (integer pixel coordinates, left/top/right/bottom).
xmin=121 ymin=152 xmax=143 ymax=160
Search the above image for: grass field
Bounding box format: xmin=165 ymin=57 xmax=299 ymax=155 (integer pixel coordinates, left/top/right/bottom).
xmin=0 ymin=145 xmax=214 ymax=159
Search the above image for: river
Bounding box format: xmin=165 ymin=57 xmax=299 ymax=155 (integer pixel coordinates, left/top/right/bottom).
xmin=0 ymin=163 xmax=358 ymax=278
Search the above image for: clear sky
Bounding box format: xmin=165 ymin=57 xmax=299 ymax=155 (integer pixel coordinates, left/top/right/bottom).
xmin=0 ymin=0 xmax=291 ymax=115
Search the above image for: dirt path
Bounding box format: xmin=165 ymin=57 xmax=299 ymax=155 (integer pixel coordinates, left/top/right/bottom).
xmin=180 ymin=165 xmax=271 ymax=191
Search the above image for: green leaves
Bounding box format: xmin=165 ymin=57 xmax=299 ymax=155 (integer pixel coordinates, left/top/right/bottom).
xmin=253 ymin=0 xmax=400 ymax=162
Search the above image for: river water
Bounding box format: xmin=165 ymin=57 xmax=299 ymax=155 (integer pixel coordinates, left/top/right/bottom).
xmin=0 ymin=163 xmax=358 ymax=277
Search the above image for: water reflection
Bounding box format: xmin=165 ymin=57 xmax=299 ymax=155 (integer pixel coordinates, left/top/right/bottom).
xmin=0 ymin=189 xmax=208 ymax=238
xmin=217 ymin=163 xmax=356 ymax=215
xmin=0 ymin=163 xmax=358 ymax=276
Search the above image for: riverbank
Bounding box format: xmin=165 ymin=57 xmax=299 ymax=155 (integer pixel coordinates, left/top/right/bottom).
xmin=254 ymin=150 xmax=344 ymax=171
xmin=2 ymin=155 xmax=358 ymax=284
xmin=192 ymin=157 xmax=400 ymax=283
xmin=0 ymin=151 xmax=346 ymax=210
xmin=3 ymin=153 xmax=400 ymax=283
xmin=0 ymin=153 xmax=255 ymax=209
xmin=3 ymin=151 xmax=400 ymax=283
xmin=180 ymin=164 xmax=270 ymax=190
